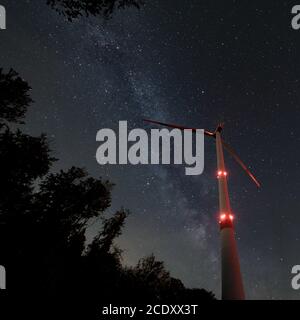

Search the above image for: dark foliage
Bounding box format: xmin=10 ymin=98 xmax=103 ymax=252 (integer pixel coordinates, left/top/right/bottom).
xmin=0 ymin=69 xmax=215 ymax=316
xmin=47 ymin=0 xmax=143 ymax=21
xmin=0 ymin=68 xmax=33 ymax=124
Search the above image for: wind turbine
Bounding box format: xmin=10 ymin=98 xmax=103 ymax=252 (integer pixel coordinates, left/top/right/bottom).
xmin=143 ymin=119 xmax=260 ymax=300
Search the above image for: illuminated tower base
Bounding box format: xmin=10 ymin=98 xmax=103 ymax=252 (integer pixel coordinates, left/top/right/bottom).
xmin=220 ymin=223 xmax=245 ymax=299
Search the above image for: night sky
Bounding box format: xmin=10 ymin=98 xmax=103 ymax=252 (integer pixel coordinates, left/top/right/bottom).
xmin=1 ymin=0 xmax=300 ymax=299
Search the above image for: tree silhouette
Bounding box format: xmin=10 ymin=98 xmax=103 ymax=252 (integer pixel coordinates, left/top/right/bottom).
xmin=0 ymin=68 xmax=33 ymax=124
xmin=121 ymin=255 xmax=216 ymax=303
xmin=47 ymin=0 xmax=143 ymax=21
xmin=0 ymin=68 xmax=215 ymax=316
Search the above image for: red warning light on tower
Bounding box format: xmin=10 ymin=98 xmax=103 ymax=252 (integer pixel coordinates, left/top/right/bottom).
xmin=217 ymin=171 xmax=228 ymax=178
xmin=219 ymin=213 xmax=235 ymax=224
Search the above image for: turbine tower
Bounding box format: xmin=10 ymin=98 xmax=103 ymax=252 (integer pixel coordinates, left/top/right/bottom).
xmin=143 ymin=119 xmax=260 ymax=300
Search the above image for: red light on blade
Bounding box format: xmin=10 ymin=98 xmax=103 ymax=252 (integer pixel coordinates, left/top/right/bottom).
xmin=229 ymin=214 xmax=234 ymax=220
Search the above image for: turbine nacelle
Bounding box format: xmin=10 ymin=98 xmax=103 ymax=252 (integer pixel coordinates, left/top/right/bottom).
xmin=214 ymin=122 xmax=224 ymax=134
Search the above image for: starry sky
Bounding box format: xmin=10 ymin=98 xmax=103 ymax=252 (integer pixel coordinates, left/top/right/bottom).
xmin=1 ymin=0 xmax=300 ymax=299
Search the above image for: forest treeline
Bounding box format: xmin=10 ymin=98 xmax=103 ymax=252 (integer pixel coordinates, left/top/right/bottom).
xmin=0 ymin=68 xmax=214 ymax=315
xmin=46 ymin=0 xmax=143 ymax=20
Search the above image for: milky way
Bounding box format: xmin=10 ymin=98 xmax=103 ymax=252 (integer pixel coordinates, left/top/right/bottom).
xmin=1 ymin=0 xmax=300 ymax=299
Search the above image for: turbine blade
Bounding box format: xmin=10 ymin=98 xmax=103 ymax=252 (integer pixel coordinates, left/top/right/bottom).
xmin=222 ymin=140 xmax=261 ymax=188
xmin=143 ymin=119 xmax=214 ymax=137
